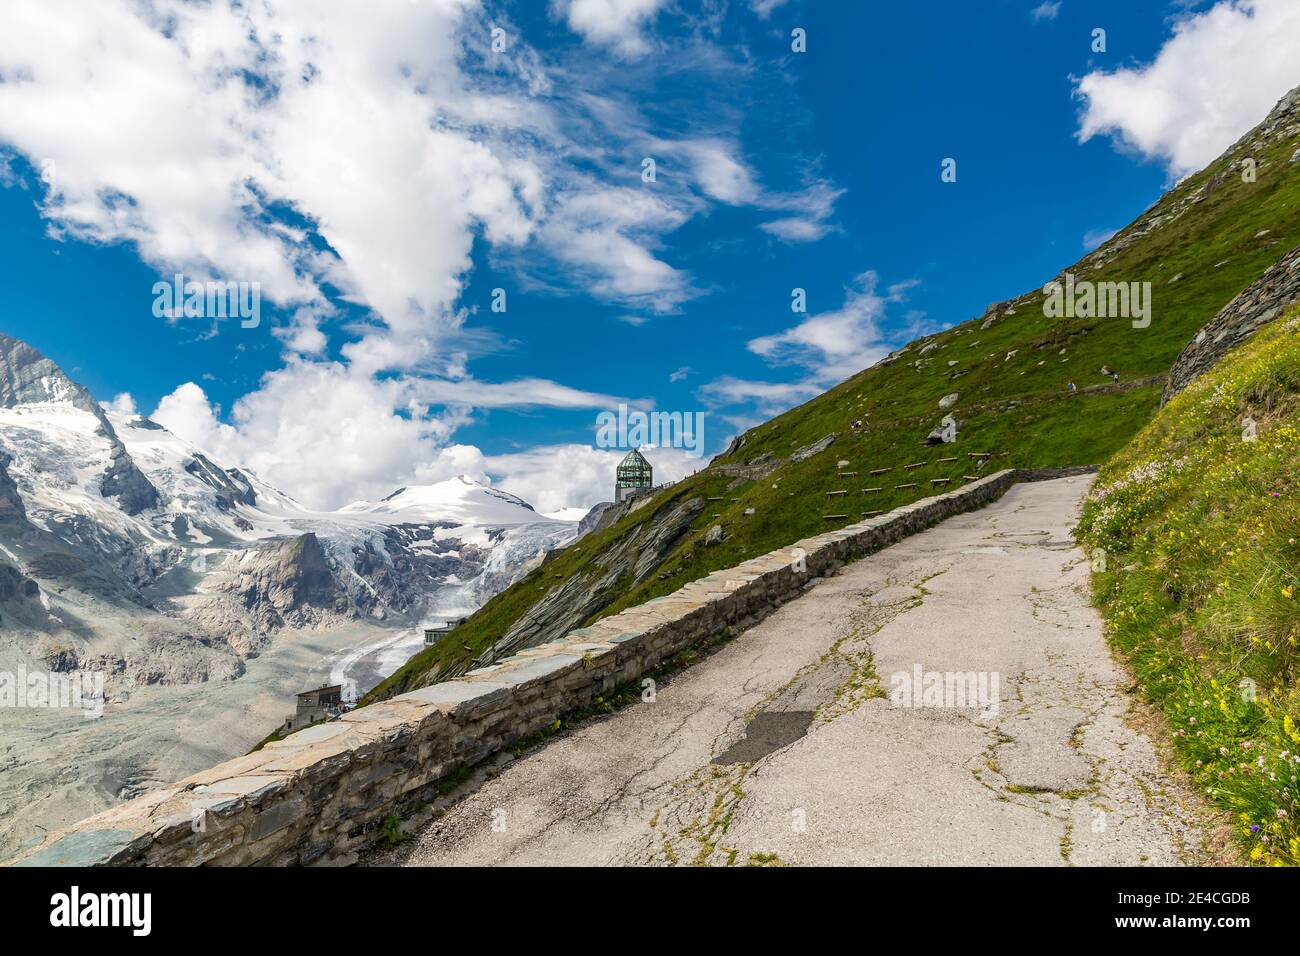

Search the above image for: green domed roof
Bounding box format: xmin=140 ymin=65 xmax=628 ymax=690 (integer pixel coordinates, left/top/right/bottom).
xmin=618 ymin=449 xmax=650 ymax=468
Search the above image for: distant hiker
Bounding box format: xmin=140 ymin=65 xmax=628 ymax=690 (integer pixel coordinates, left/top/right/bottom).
xmin=1067 ymin=382 xmax=1077 ymax=392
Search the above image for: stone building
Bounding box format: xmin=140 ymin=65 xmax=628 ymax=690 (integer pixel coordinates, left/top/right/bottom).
xmin=281 ymin=684 xmax=343 ymax=734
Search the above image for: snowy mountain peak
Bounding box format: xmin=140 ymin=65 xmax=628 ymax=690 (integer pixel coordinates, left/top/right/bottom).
xmin=0 ymin=331 xmax=99 ymax=412
xmin=338 ymin=474 xmax=547 ymax=526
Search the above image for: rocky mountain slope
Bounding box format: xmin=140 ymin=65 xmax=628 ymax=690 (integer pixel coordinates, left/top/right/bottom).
xmin=367 ymin=83 xmax=1300 ymax=703
xmin=0 ymin=332 xmax=577 ymax=700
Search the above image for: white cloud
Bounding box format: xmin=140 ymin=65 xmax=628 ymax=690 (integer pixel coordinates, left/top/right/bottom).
xmin=1030 ymin=2 xmax=1062 ymax=23
xmin=699 ymin=273 xmax=932 ymax=422
xmin=554 ymin=0 xmax=670 ymax=56
xmin=152 ymin=375 xmax=456 ymax=509
xmin=1075 ymin=0 xmax=1300 ymax=176
xmin=749 ymin=0 xmax=791 ymax=18
xmin=486 ymin=442 xmax=701 ymax=512
xmin=102 ymin=392 xmax=138 ymax=416
xmin=539 ymin=185 xmax=696 ymax=313
xmin=680 ymin=139 xmax=760 ymax=205
xmin=669 ymin=366 xmax=692 ymax=383
xmin=697 ymin=375 xmax=823 ymax=418
xmin=758 ymin=181 xmax=842 ymax=243
xmin=0 ymin=0 xmax=545 ymax=361
xmin=746 ymin=272 xmax=907 ymax=384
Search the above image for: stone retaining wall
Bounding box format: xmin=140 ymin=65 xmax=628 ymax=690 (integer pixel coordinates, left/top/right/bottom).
xmin=1162 ymin=241 xmax=1300 ymax=402
xmin=7 ymin=467 xmax=1089 ymax=868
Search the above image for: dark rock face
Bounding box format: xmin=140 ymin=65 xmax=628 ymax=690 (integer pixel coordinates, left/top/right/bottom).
xmin=183 ymin=454 xmax=257 ymax=511
xmin=0 ymin=333 xmax=100 ymax=413
xmin=0 ymin=451 xmax=28 ymax=527
xmin=0 ymin=559 xmax=40 ymax=603
xmin=101 ymin=439 xmax=161 ymax=515
xmin=348 ymin=524 xmax=485 ymax=615
xmin=1163 ymin=242 xmax=1300 ymax=402
xmin=217 ymin=533 xmax=349 ymax=630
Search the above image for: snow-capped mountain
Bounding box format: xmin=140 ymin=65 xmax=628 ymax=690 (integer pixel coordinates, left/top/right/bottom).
xmin=0 ymin=331 xmax=577 ymax=695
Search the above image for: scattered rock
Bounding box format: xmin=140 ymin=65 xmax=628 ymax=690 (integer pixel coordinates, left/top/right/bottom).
xmin=1168 ymin=273 xmax=1184 ymax=284
xmin=704 ymin=525 xmax=724 ymax=546
xmin=938 ymin=392 xmax=959 ymax=410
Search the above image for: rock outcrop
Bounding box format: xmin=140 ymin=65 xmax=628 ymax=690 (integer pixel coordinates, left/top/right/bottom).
xmin=458 ymin=493 xmax=707 ymax=673
xmin=212 ymin=533 xmax=349 ymax=633
xmin=1163 ymin=242 xmax=1300 ymax=401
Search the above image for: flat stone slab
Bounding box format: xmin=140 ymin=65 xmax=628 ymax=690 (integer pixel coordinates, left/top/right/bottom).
xmin=276 ymin=722 xmax=353 ymax=746
xmin=12 ymin=829 xmax=143 ymax=867
xmin=493 ymin=654 xmax=582 ymax=690
xmin=398 ymin=680 xmax=513 ymax=719
xmin=199 ymin=775 xmax=288 ymax=801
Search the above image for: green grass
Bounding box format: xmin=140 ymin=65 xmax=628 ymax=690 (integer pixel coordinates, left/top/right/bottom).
xmin=1078 ymin=308 xmax=1300 ymax=866
xmin=365 ymin=100 xmax=1300 ymax=706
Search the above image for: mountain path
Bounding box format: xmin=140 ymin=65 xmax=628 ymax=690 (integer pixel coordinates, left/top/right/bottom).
xmin=375 ymin=476 xmax=1209 ymax=867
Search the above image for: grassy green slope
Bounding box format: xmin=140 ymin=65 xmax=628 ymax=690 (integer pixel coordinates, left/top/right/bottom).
xmin=1078 ymin=307 xmax=1300 ymax=866
xmin=366 ymin=96 xmax=1300 ymax=705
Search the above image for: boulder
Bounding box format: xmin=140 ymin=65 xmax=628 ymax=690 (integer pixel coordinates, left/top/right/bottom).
xmin=925 ymin=415 xmax=959 ymax=445
xmin=704 ymin=525 xmax=724 ymax=546
xmin=938 ymin=393 xmax=959 ymax=410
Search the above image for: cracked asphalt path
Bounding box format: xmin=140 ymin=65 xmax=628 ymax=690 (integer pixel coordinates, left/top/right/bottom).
xmin=377 ymin=476 xmax=1206 ymax=867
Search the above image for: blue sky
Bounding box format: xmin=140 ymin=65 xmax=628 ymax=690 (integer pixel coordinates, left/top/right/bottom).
xmin=1 ymin=0 xmax=1297 ymax=512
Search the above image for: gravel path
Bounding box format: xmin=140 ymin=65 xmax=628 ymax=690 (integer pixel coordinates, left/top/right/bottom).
xmin=379 ymin=476 xmax=1207 ymax=867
